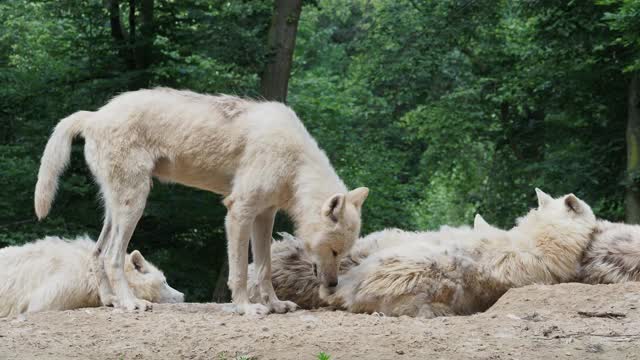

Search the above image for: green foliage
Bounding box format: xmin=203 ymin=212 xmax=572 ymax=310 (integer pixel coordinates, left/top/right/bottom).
xmin=0 ymin=0 xmax=271 ymax=301
xmin=317 ymin=352 xmax=331 ymax=360
xmin=599 ymin=0 xmax=640 ymax=72
xmin=290 ymin=0 xmax=634 ymax=229
xmin=216 ymin=351 xmax=257 ymax=360
xmin=2 ymin=0 xmax=639 ymax=300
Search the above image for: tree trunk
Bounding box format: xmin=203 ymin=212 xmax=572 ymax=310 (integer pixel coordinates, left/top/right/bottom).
xmin=626 ymin=73 xmax=640 ymax=223
xmin=138 ymin=0 xmax=154 ymax=70
xmin=130 ymin=0 xmax=154 ymax=88
xmin=129 ymin=0 xmax=136 ymax=52
xmin=108 ymin=0 xmax=154 ymax=88
xmin=260 ymin=0 xmax=303 ymax=103
xmin=212 ymin=258 xmax=231 ymax=302
xmin=108 ymin=0 xmax=134 ymax=69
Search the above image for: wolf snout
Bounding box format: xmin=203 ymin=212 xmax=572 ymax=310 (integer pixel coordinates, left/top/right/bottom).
xmin=163 ymin=287 xmax=185 ymax=303
xmin=321 ymin=275 xmax=338 ymax=289
xmin=174 ymin=291 xmax=185 ymax=303
xmin=324 ymin=279 xmax=338 ymax=295
xmin=165 ymin=295 xmax=184 ymax=304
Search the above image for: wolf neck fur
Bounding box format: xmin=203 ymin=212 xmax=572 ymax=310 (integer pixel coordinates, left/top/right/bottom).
xmin=497 ymin=212 xmax=593 ymax=285
xmin=286 ymin=158 xmax=347 ymax=241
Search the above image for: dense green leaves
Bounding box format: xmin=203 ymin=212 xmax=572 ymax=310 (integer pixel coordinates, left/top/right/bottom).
xmin=0 ymin=0 xmax=271 ymax=301
xmin=288 ymin=0 xmax=632 ymax=228
xmin=2 ymin=0 xmax=639 ymax=300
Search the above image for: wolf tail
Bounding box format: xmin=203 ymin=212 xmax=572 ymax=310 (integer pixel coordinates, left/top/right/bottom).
xmin=34 ymin=111 xmax=92 ymax=219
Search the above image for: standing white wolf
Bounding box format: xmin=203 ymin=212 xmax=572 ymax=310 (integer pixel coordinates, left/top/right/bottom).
xmin=34 ymin=88 xmax=368 ymax=315
xmin=0 ymin=235 xmax=183 ymax=318
xmin=250 ymin=189 xmax=597 ymax=317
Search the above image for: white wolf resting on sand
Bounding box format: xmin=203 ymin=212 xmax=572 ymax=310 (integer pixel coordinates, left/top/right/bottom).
xmin=0 ymin=235 xmax=183 ymax=318
xmin=578 ymin=221 xmax=640 ymax=284
xmin=474 ymin=215 xmax=640 ymax=284
xmin=34 ymin=88 xmax=368 ymax=315
xmin=247 ymin=225 xmax=484 ymax=310
xmin=249 ymin=189 xmax=596 ymax=317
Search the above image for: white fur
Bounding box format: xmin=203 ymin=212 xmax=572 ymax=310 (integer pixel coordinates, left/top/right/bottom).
xmin=0 ymin=235 xmax=183 ymax=318
xmin=34 ymin=88 xmax=368 ymax=314
xmin=474 ymin=214 xmax=640 ymax=285
xmin=250 ymin=189 xmax=597 ymax=318
xmin=580 ymin=220 xmax=640 ymax=284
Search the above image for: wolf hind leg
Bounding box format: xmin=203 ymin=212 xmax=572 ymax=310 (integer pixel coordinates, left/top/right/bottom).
xmin=100 ymin=157 xmax=154 ymax=312
xmin=93 ymin=205 xmax=115 ymax=306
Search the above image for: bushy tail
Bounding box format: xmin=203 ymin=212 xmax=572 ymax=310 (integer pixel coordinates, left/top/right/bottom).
xmin=34 ymin=111 xmax=92 ymax=219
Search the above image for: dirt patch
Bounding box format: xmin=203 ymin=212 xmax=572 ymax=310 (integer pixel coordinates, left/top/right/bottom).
xmin=1 ymin=283 xmax=640 ymax=360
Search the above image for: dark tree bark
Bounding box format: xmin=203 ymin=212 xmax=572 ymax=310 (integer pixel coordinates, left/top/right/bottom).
xmin=138 ymin=0 xmax=154 ymax=70
xmin=131 ymin=0 xmax=154 ymax=87
xmin=108 ymin=0 xmax=134 ymax=69
xmin=109 ymin=0 xmax=125 ymax=42
xmin=129 ymin=0 xmax=136 ymax=53
xmin=108 ymin=0 xmax=154 ymax=88
xmin=626 ymin=73 xmax=640 ymax=224
xmin=260 ymin=0 xmax=303 ymax=103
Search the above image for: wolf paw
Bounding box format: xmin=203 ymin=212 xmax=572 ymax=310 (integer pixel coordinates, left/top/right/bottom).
xmin=102 ymin=295 xmax=116 ymax=307
xmin=115 ymin=297 xmax=153 ymax=312
xmin=235 ymin=303 xmax=269 ymax=316
xmin=268 ymin=299 xmax=298 ymax=314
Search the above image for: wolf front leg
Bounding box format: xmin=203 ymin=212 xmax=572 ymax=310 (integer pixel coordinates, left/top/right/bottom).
xmin=225 ymin=204 xmax=270 ymax=316
xmin=251 ymin=207 xmax=298 ymax=313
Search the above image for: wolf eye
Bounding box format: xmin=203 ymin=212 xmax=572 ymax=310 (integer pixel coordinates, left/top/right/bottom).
xmin=312 ymin=263 xmax=318 ymax=277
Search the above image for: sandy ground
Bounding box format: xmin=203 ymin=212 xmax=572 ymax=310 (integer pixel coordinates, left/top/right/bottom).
xmin=1 ymin=282 xmax=640 ymax=360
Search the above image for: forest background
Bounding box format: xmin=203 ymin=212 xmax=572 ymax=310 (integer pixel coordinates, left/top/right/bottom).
xmin=2 ymin=0 xmax=640 ymax=301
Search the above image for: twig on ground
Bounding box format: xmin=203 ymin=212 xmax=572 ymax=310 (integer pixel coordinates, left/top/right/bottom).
xmin=535 ymin=332 xmax=640 ymax=341
xmin=577 ymin=311 xmax=626 ymax=319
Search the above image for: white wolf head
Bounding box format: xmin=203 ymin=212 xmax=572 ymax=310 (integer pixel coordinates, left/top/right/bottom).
xmin=304 ymin=187 xmax=369 ymax=294
xmin=528 ymin=188 xmax=596 ymax=228
xmin=502 ymin=188 xmax=597 ymax=284
xmin=513 ymin=188 xmax=596 ymax=243
xmin=124 ymin=250 xmax=184 ymax=303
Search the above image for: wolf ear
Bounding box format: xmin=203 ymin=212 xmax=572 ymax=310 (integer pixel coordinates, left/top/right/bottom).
xmin=564 ymin=194 xmax=582 ymax=214
xmin=347 ymin=187 xmax=369 ymax=209
xmin=130 ymin=250 xmax=146 ymax=273
xmin=474 ymin=214 xmax=490 ymax=230
xmin=322 ymin=193 xmax=345 ymax=222
xmin=535 ymin=188 xmax=553 ymax=208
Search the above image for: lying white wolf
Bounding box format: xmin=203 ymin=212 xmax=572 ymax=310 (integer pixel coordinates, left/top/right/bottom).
xmin=0 ymin=235 xmax=183 ymax=318
xmin=249 ymin=189 xmax=596 ymax=317
xmin=474 ymin=214 xmax=640 ymax=285
xmin=580 ymin=220 xmax=640 ymax=283
xmin=34 ymin=88 xmax=368 ymax=314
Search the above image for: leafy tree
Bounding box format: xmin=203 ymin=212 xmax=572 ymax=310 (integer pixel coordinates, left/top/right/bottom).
xmin=2 ymin=0 xmax=639 ymax=301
